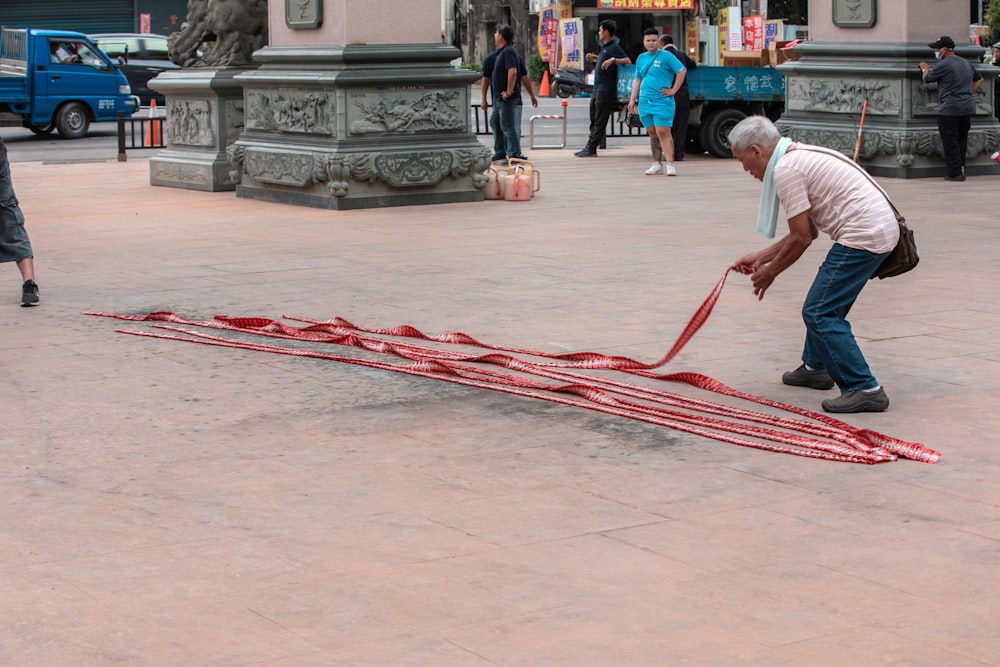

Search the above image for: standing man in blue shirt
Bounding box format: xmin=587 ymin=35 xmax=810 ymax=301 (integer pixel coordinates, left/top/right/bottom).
xmin=482 ymin=43 xmax=538 ymax=164
xmin=575 ymin=20 xmax=630 ymax=157
xmin=491 ymin=25 xmax=530 ymax=162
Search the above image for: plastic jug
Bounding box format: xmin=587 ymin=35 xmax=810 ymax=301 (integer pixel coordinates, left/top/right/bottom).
xmin=507 ymin=158 xmax=540 ymax=198
xmin=503 ymin=166 xmax=533 ymax=201
xmin=482 ymin=166 xmax=505 ymax=200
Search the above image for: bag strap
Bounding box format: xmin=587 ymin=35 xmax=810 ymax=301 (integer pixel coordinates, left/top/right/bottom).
xmin=790 ymin=145 xmax=905 ymax=224
xmin=637 ymin=51 xmax=660 ymax=79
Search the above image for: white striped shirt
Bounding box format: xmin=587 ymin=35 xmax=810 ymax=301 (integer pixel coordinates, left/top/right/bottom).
xmin=774 ymin=144 xmax=899 ymax=254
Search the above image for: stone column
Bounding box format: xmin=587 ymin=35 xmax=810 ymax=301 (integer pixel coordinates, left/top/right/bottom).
xmin=228 ymin=0 xmax=490 ymax=209
xmin=777 ymin=0 xmax=1000 ymax=178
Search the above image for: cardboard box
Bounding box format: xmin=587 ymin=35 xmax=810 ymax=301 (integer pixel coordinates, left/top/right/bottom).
xmin=768 ymin=40 xmax=801 ymax=65
xmin=721 ymin=49 xmax=768 ymax=67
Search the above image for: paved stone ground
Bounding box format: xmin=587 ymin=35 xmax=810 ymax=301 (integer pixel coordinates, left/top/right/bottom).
xmin=1 ymin=140 xmax=998 ymax=665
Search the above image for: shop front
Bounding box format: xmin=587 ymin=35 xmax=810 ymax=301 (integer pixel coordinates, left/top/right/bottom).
xmin=568 ymin=0 xmax=696 ymax=61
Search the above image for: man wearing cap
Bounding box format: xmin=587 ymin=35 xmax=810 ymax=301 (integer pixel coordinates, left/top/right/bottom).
xmin=919 ymin=36 xmax=983 ymax=181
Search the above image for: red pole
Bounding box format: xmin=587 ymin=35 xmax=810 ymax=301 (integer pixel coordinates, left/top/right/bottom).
xmin=853 ymin=98 xmax=869 ymax=162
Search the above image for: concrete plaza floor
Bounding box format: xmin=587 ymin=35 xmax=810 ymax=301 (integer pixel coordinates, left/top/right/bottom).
xmin=1 ymin=139 xmax=998 ymax=665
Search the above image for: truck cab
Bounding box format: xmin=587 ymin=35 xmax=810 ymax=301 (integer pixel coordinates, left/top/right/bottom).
xmin=0 ymin=28 xmax=138 ymax=138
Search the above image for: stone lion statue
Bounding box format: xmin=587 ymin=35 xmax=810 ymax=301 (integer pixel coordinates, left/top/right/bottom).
xmin=169 ymin=0 xmax=268 ymax=68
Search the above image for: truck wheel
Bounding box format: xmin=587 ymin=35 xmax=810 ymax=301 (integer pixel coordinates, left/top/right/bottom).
xmin=29 ymin=124 xmax=55 ymax=136
xmin=701 ymin=108 xmax=746 ymax=159
xmin=56 ymin=102 xmax=90 ymax=139
xmin=555 ymin=83 xmax=574 ymax=98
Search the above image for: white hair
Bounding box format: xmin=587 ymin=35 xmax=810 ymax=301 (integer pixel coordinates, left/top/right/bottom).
xmin=728 ymin=115 xmax=782 ymax=152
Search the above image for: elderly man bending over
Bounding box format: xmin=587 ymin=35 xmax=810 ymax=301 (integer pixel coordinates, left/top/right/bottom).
xmin=728 ymin=116 xmax=900 ymax=414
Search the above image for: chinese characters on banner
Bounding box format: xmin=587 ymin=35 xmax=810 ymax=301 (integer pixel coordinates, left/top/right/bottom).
xmin=596 ymin=0 xmax=695 ymax=9
xmin=538 ymin=7 xmax=557 ymax=64
xmin=764 ymin=19 xmax=784 ymax=48
xmin=558 ymin=18 xmax=584 ymax=69
xmin=743 ymin=15 xmax=764 ymax=51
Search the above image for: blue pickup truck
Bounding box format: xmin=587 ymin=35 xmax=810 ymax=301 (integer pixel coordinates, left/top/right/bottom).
xmin=618 ymin=64 xmax=785 ymax=158
xmin=0 ymin=27 xmax=138 ymax=138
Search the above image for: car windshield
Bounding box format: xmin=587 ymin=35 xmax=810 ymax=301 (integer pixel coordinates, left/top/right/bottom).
xmin=50 ymin=40 xmax=108 ymax=68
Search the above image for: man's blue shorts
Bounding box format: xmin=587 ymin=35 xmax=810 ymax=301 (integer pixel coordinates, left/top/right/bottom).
xmin=639 ymin=95 xmax=676 ymax=129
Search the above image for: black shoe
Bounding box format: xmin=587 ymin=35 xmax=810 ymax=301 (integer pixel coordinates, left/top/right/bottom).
xmin=575 ymin=148 xmax=597 ymax=157
xmin=821 ymin=388 xmax=889 ymax=413
xmin=21 ymin=280 xmax=39 ymax=307
xmin=782 ymin=364 xmax=834 ymax=390
xmin=944 ymin=175 xmax=965 ymax=181
xmin=491 ymin=154 xmax=507 ymax=163
xmin=509 ymin=154 xmax=528 ymax=162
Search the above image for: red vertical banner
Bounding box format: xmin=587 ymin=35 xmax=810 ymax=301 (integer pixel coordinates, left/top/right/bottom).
xmin=743 ymin=15 xmax=764 ymax=51
xmin=545 ymin=18 xmax=559 ymax=73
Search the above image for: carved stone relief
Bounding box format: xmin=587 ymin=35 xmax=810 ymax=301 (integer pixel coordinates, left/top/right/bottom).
xmin=348 ymin=89 xmax=465 ymax=135
xmin=243 ymin=149 xmax=315 ymax=187
xmin=782 ymin=125 xmax=1000 ymax=167
xmin=913 ymin=81 xmax=993 ymax=116
xmin=787 ymin=78 xmax=899 ymax=115
xmin=168 ymin=99 xmax=216 ymax=146
xmin=228 ymin=145 xmax=491 ymax=196
xmin=225 ymin=99 xmax=245 ymax=145
xmin=151 ymin=161 xmax=212 ymax=186
xmin=245 ymin=90 xmax=335 ymax=135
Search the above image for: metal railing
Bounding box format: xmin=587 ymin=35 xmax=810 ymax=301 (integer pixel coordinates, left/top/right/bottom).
xmin=116 ymin=111 xmax=167 ymax=160
xmin=470 ymin=101 xmax=647 ymax=145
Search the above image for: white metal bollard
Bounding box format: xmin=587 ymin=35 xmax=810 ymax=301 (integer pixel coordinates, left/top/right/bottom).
xmin=529 ymin=100 xmax=568 ymax=149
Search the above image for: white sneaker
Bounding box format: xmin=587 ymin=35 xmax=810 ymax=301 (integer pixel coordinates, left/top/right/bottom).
xmin=644 ymin=162 xmax=663 ymax=175
xmin=665 ymin=163 xmax=677 ymax=176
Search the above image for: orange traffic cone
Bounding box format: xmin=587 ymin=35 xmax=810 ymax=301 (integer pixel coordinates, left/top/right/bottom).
xmin=539 ymin=70 xmax=550 ymax=97
xmin=144 ymin=99 xmax=161 ymax=147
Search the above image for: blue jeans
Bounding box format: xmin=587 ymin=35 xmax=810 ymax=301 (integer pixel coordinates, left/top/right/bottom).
xmin=800 ymin=243 xmax=888 ymax=393
xmin=495 ymin=98 xmax=522 ymax=158
xmin=489 ymin=106 xmax=505 ymax=158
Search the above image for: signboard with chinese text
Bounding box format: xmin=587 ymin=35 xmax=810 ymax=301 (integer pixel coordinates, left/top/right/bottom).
xmin=743 ymin=15 xmax=764 ymax=51
xmin=596 ymin=0 xmax=695 ymax=9
xmin=538 ymin=8 xmax=557 ymax=62
xmin=764 ymin=19 xmax=783 ymax=48
xmin=558 ymin=18 xmax=584 ymax=69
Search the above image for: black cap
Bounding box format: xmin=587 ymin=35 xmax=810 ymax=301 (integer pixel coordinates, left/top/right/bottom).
xmin=928 ymin=36 xmax=955 ymax=49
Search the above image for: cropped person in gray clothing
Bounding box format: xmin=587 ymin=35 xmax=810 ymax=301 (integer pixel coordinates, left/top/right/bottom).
xmin=0 ymin=138 xmax=39 ymax=306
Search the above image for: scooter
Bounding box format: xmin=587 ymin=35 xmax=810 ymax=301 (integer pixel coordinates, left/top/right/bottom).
xmin=553 ymin=67 xmax=592 ymax=98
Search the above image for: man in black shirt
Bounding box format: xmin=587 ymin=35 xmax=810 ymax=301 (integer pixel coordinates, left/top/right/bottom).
xmin=575 ymin=20 xmax=630 ymax=157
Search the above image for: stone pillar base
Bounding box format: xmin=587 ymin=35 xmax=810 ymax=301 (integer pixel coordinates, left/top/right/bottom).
xmin=228 ymin=44 xmax=490 ymax=210
xmin=776 ymin=42 xmax=1000 ymax=179
xmin=148 ymin=68 xmax=249 ymax=192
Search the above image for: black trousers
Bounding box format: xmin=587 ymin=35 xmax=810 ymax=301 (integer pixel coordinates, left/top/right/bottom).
xmin=586 ymin=90 xmax=618 ymax=150
xmin=937 ymin=114 xmax=971 ymax=178
xmin=670 ymin=87 xmax=691 ymax=160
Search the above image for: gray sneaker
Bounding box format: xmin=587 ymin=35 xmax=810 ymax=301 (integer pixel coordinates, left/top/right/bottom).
xmin=782 ymin=364 xmax=834 ymax=390
xmin=821 ymin=388 xmax=889 ymax=414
